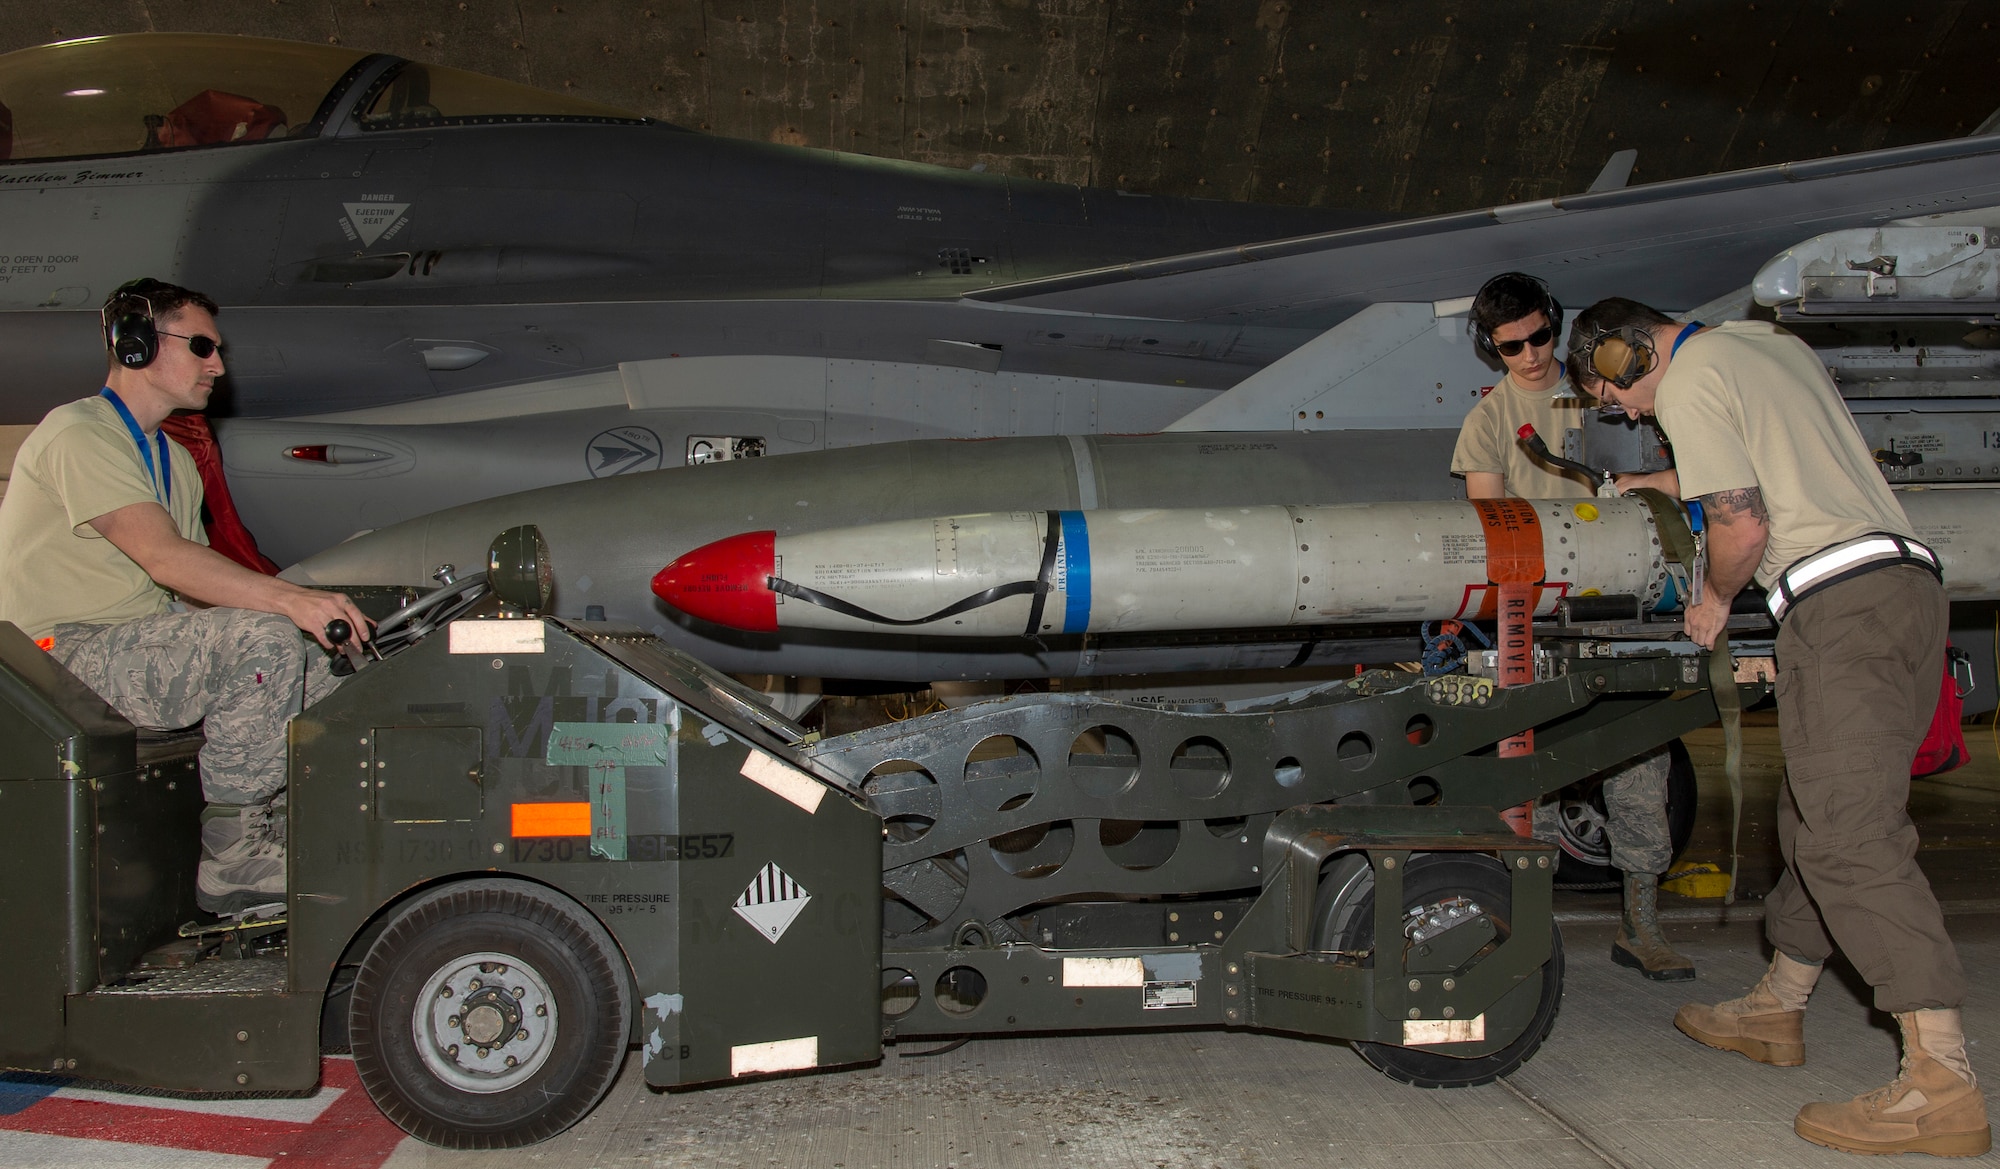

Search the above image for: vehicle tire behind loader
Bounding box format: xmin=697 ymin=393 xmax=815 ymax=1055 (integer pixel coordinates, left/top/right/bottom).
xmin=350 ymin=878 xmax=630 ymax=1148
xmin=1553 ymin=738 xmax=1699 ymax=888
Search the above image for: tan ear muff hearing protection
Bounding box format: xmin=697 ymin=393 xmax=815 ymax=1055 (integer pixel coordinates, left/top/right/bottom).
xmin=1584 ymin=326 xmax=1657 ymax=389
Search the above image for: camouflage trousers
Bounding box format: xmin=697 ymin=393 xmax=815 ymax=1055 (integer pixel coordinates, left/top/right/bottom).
xmin=52 ymin=608 xmax=343 ymax=808
xmin=1533 ymin=744 xmax=1674 ymax=876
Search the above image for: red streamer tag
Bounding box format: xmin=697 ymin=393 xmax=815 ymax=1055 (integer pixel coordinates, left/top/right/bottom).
xmin=1474 ymin=500 xmax=1545 ymax=760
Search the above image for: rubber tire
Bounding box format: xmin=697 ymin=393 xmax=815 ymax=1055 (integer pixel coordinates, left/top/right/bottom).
xmin=350 ymin=879 xmax=630 ymax=1149
xmin=1315 ymin=851 xmax=1564 ymax=1088
xmin=1553 ymin=738 xmax=1698 ymax=887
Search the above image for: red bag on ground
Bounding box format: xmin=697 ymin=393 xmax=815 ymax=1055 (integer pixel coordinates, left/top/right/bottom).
xmin=1912 ymin=647 xmax=1970 ymax=778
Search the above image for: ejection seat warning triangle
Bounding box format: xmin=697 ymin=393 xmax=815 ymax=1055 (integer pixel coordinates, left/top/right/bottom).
xmin=734 ymin=862 xmax=811 ymax=943
xmin=341 ymin=202 xmax=410 ymax=246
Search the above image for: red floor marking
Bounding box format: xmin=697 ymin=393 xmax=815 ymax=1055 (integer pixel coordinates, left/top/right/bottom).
xmin=0 ymin=1058 xmax=407 ymax=1169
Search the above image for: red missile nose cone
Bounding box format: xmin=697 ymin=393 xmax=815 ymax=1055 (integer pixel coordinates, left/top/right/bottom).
xmin=1517 ymin=423 xmax=1538 ymax=441
xmin=652 ymin=531 xmax=779 ymax=632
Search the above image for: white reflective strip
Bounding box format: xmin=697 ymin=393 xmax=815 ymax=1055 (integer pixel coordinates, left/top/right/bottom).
xmin=1062 ymin=956 xmax=1145 ymax=987
xmin=1771 ymin=537 xmax=1937 ymax=618
xmin=731 ymin=1035 xmax=818 ymax=1076
xmin=1787 ymin=538 xmax=1933 ymax=592
xmin=1786 ymin=539 xmax=1909 ymax=590
xmin=739 ymin=750 xmax=826 ymax=814
xmin=1403 ymin=1014 xmax=1487 ymax=1044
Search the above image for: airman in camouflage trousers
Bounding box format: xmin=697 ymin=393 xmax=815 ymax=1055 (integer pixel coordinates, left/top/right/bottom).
xmin=1535 ymin=744 xmax=1694 ymax=980
xmin=52 ymin=607 xmax=342 ymax=808
xmin=1601 ymin=745 xmax=1674 ymax=875
xmin=1 ymin=279 xmax=372 ymax=918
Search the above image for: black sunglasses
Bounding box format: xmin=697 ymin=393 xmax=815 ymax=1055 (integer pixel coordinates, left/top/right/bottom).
xmin=159 ymin=329 xmax=221 ymax=359
xmin=1493 ymin=325 xmax=1555 ymax=357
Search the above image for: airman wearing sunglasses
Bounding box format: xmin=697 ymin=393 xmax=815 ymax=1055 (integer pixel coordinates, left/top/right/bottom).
xmin=1451 ymin=272 xmax=1594 ymax=501
xmin=1452 ymin=273 xmax=1693 ymax=985
xmin=1566 ymin=298 xmax=1983 ymax=1158
xmin=0 ymin=278 xmax=370 ymax=918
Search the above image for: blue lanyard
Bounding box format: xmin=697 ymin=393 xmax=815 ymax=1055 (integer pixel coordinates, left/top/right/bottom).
xmin=99 ymin=387 xmax=170 ymax=506
xmin=1670 ymin=321 xmax=1705 ymax=357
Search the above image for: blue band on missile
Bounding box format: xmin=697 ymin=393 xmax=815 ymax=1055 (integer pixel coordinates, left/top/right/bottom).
xmin=1058 ymin=510 xmax=1091 ymax=633
xmin=1655 ymin=571 xmax=1680 ymax=614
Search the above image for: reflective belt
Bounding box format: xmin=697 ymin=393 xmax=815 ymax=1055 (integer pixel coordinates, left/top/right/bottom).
xmin=1768 ymin=532 xmax=1941 ymax=621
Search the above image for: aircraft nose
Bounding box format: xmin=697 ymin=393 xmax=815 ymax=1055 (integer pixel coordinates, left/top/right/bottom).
xmin=652 ymin=530 xmax=780 ymax=632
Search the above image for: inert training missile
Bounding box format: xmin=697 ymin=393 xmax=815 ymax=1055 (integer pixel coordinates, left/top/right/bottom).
xmin=284 ymin=428 xmax=1467 ymax=681
xmin=654 ymin=491 xmax=2000 ymax=637
xmin=655 ymin=498 xmax=1673 ymax=636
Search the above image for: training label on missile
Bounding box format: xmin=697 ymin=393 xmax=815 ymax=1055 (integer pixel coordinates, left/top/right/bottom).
xmin=1131 ymin=545 xmax=1243 ymax=572
xmin=1439 ymin=533 xmax=1482 ymax=565
xmin=810 ymin=561 xmax=897 ymax=587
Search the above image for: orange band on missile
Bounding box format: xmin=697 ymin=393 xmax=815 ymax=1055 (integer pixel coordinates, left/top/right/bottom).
xmin=1474 ymin=500 xmax=1545 ymax=761
xmin=511 ymin=802 xmax=591 ymax=837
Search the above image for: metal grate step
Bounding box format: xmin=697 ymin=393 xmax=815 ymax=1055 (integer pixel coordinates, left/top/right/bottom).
xmin=97 ymin=957 xmax=287 ymax=995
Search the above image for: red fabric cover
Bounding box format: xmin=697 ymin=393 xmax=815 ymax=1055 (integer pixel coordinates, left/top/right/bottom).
xmin=0 ymin=99 xmax=13 ymax=161
xmin=158 ymin=90 xmax=286 ymax=147
xmin=1912 ymin=649 xmax=1968 ymax=778
xmin=158 ymin=414 xmax=280 ymax=576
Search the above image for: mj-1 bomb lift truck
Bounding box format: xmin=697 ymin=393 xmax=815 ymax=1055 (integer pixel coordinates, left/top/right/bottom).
xmin=0 ymin=526 xmax=1769 ymax=1149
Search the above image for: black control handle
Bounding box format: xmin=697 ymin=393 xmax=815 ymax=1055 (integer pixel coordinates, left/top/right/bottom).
xmin=325 ymin=619 xmax=355 ymax=675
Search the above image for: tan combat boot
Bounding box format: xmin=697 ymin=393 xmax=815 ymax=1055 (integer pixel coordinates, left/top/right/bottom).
xmin=1674 ymin=951 xmax=1820 ymax=1066
xmin=1794 ymin=1008 xmax=1992 ymax=1157
xmin=1610 ymin=871 xmax=1695 ymax=981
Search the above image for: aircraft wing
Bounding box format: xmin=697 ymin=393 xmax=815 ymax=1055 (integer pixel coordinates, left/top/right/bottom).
xmin=963 ymin=135 xmax=2000 ymax=327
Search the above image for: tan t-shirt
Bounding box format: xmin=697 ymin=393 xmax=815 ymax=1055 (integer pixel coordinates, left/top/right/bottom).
xmin=0 ymin=396 xmax=207 ymax=641
xmin=1656 ymin=321 xmax=1912 ymax=587
xmin=1451 ymin=370 xmax=1596 ymax=499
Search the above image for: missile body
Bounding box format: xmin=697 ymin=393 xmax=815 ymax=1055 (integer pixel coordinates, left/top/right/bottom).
xmin=656 ymin=491 xmax=2000 ymax=637
xmin=655 ymin=499 xmax=1671 ymax=636
xmin=285 ymin=429 xmax=1464 ymax=680
xmin=286 ymin=420 xmax=2000 ymax=678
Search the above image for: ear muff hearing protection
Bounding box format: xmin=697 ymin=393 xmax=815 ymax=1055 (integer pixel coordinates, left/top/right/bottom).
xmin=1579 ymin=326 xmax=1658 ymax=390
xmin=1471 ymin=272 xmax=1563 ymax=362
xmin=101 ymin=278 xmax=170 ymax=369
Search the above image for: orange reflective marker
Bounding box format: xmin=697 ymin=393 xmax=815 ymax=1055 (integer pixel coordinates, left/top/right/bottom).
xmin=511 ymin=801 xmax=591 ymax=837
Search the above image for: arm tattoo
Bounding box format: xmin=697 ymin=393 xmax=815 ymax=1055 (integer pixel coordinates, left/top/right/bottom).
xmin=1700 ymin=486 xmax=1769 ymax=526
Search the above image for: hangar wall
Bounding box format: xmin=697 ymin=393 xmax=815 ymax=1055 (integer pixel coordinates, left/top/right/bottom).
xmin=3 ymin=0 xmax=2000 ymax=216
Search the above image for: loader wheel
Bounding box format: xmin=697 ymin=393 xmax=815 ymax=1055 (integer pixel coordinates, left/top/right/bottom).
xmin=350 ymin=879 xmax=630 ymax=1148
xmin=1315 ymin=852 xmax=1563 ymax=1088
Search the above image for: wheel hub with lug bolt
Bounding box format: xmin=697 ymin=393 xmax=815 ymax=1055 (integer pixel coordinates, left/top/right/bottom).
xmin=415 ymin=952 xmax=559 ymax=1093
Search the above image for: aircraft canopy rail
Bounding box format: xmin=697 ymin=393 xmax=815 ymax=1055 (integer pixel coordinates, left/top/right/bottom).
xmin=352 ymin=59 xmax=649 ymax=131
xmin=0 ymin=33 xmax=648 ymax=164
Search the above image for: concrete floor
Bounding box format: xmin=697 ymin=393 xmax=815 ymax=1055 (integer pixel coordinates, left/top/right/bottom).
xmin=10 ymin=719 xmax=2000 ymax=1168
xmin=367 ymin=718 xmax=2000 ymax=1169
